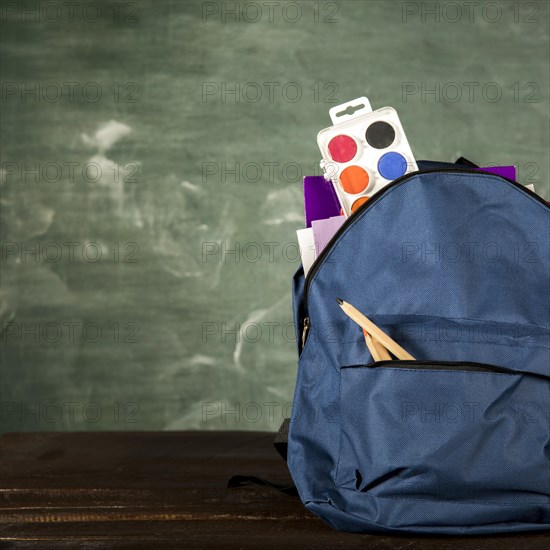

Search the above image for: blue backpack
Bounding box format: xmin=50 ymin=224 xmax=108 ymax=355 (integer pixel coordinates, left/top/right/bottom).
xmin=287 ymin=160 xmax=550 ymax=534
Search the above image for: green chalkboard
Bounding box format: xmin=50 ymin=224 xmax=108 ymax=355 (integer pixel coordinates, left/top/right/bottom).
xmin=1 ymin=0 xmax=548 ymax=433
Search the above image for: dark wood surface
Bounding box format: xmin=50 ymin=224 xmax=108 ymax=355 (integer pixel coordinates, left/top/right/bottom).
xmin=0 ymin=431 xmax=548 ymax=549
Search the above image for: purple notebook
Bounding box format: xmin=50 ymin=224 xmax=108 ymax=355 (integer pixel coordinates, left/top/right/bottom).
xmin=474 ymin=165 xmax=516 ymax=181
xmin=304 ymin=176 xmax=341 ymax=228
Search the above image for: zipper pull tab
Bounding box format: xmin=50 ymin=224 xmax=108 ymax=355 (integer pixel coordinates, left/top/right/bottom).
xmin=301 ymin=317 xmax=310 ymax=348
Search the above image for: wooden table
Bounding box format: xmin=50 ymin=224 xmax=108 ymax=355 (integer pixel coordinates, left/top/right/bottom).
xmin=0 ymin=431 xmax=548 ymax=548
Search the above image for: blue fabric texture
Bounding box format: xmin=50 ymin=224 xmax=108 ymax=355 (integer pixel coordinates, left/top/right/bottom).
xmin=288 ymin=168 xmax=550 ymax=534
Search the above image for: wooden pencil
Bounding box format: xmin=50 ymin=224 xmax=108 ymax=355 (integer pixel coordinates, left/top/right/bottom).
xmin=338 ymin=298 xmax=415 ymax=361
xmin=370 ymin=331 xmax=392 ymax=360
xmin=363 ymin=329 xmax=381 ymax=361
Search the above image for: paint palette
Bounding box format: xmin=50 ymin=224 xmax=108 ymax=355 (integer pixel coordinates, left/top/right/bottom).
xmin=317 ymin=97 xmax=418 ymax=216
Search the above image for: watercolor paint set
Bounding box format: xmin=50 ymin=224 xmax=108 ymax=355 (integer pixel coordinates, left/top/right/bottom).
xmin=317 ymin=97 xmax=418 ymax=217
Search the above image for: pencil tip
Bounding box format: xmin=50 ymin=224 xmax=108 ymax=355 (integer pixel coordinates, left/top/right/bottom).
xmin=336 ymin=297 xmax=343 ymax=305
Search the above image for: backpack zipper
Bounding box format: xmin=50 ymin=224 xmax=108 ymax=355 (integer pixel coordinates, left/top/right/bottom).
xmin=346 ymin=361 xmax=550 ymax=380
xmin=363 ymin=360 xmax=516 ymax=374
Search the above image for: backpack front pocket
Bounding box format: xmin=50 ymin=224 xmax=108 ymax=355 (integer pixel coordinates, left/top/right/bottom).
xmin=335 ymin=362 xmax=550 ymax=527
